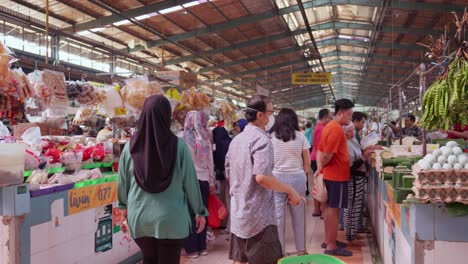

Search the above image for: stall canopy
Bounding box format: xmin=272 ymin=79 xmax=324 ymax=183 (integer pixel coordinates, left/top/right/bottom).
xmin=0 ymin=0 xmax=465 ymax=110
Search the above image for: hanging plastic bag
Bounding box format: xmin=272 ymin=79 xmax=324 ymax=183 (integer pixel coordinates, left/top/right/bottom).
xmin=99 ymin=85 xmax=124 ymax=118
xmin=207 ymin=193 xmax=228 ymax=228
xmin=121 ymin=76 xmax=164 ymax=111
xmin=312 ymin=172 xmax=328 ymax=202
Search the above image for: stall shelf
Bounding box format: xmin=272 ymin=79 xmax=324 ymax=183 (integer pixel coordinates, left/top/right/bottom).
xmin=0 ymin=173 xmax=143 ymax=264
xmin=368 ymin=163 xmax=468 ymax=264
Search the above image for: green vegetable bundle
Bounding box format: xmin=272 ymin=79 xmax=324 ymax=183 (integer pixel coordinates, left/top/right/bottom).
xmin=421 ymin=56 xmax=468 ymax=130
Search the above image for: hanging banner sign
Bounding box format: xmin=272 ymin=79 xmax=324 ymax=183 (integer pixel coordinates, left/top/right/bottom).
xmin=68 ymin=182 xmax=117 ymax=215
xmin=291 ymin=72 xmax=331 ymax=84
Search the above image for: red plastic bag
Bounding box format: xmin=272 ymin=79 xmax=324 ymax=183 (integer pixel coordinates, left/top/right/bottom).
xmin=207 ymin=193 xmax=228 ymax=228
xmin=44 ymin=148 xmax=61 ymax=164
xmin=92 ymin=144 xmax=105 ymax=161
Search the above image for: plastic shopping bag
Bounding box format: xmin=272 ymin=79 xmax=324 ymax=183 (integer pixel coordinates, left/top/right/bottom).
xmin=312 ymin=172 xmax=328 ymax=202
xmin=207 ymin=193 xmax=228 ymax=228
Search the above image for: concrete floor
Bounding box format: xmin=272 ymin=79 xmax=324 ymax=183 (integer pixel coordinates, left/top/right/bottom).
xmin=180 ymin=196 xmax=375 ymax=264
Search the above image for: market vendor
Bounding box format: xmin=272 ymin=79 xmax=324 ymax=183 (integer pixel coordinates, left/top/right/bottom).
xmin=388 ymin=114 xmax=423 ymax=139
xmin=69 ymin=125 xmax=83 ymax=136
xmin=446 ymin=122 xmax=468 ymax=140
xmin=97 ymin=124 xmax=113 ymax=142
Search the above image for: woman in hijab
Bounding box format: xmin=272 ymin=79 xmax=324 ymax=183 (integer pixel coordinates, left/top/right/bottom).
xmin=182 ymin=110 xmax=215 ymax=258
xmin=118 ymin=95 xmax=207 ymax=264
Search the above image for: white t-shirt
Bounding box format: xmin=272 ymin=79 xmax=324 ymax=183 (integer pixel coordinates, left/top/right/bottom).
xmin=271 ymin=131 xmax=311 ymax=174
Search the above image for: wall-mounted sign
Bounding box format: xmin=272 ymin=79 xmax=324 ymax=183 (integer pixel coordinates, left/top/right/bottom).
xmin=292 ymin=72 xmax=331 ymax=84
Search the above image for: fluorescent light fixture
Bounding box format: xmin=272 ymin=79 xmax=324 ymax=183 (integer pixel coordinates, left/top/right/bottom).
xmin=113 ymin=20 xmax=131 ymax=26
xmin=135 ymin=12 xmax=158 ymax=20
xmin=159 ymin=5 xmax=183 ymax=14
xmin=77 ymin=30 xmax=91 ymax=36
xmin=90 ymin=27 xmax=105 ymax=32
xmin=183 ymin=1 xmax=201 ymax=8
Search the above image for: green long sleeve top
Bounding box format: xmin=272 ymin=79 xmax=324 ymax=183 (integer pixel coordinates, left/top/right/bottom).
xmin=118 ymin=139 xmax=208 ymax=239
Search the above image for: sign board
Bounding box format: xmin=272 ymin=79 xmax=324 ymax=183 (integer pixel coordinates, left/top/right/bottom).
xmin=68 ymin=182 xmax=117 ymax=215
xmin=291 ymin=72 xmax=331 ymax=84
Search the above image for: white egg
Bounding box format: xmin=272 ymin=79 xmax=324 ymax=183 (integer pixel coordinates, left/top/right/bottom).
xmin=452 ymin=147 xmax=463 ymax=156
xmin=437 ymin=155 xmax=447 ymax=164
xmin=454 ymin=163 xmax=463 ymax=170
xmin=443 ymin=163 xmax=452 ymax=170
xmin=448 ymin=155 xmax=458 ymax=165
xmin=424 ymin=154 xmax=436 ymax=164
xmin=465 ymin=163 xmax=468 ymax=169
xmin=458 ymin=155 xmax=467 ymax=165
xmin=446 ymin=141 xmax=459 ymax=148
xmin=442 ymin=147 xmax=452 ymax=157
xmin=419 ymin=160 xmax=431 ymax=170
xmin=432 ymin=163 xmax=442 ymax=170
xmin=432 ymin=149 xmax=442 ymax=157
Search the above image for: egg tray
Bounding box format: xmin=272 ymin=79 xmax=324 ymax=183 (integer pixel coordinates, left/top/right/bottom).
xmin=413 ymin=186 xmax=468 ymax=201
xmin=413 ymin=186 xmax=468 ymax=202
xmin=415 ymin=169 xmax=468 ymax=185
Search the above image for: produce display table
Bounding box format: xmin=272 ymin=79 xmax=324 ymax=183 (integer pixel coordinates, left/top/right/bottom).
xmin=368 ymin=166 xmax=468 ymax=264
xmin=0 ymin=174 xmax=142 ymax=264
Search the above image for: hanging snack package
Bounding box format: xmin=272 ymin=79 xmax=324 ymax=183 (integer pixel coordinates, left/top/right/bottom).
xmin=73 ymin=105 xmax=96 ymax=125
xmin=25 ymin=97 xmax=47 ymax=124
xmin=28 ymin=70 xmax=51 ymax=106
xmin=42 ymin=70 xmax=68 ymax=128
xmin=42 ymin=70 xmax=68 ymax=107
xmin=182 ymin=88 xmax=211 ymax=110
xmin=66 ymin=81 xmax=82 ymax=100
xmin=10 ymin=68 xmax=33 ymax=100
xmin=99 ymin=85 xmax=124 ymax=118
xmin=121 ymin=76 xmax=164 ymax=111
xmin=0 ymin=43 xmax=10 ymax=89
xmin=76 ymin=81 xmax=106 ymax=105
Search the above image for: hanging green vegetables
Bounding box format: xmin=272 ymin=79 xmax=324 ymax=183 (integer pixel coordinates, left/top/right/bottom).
xmin=419 ymin=11 xmax=468 ymax=130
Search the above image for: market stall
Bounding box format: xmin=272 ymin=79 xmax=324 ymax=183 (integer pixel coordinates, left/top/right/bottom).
xmin=0 ymin=41 xmax=243 ymax=263
xmin=367 ymin=13 xmax=468 ymax=263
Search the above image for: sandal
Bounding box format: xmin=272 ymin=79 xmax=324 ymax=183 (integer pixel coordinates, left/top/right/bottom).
xmin=321 ymin=240 xmax=348 ymax=249
xmin=312 ymin=212 xmax=322 ymax=217
xmin=324 ymin=247 xmax=353 ymax=257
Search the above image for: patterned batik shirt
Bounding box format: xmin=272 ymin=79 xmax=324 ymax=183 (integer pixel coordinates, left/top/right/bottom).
xmin=225 ymin=124 xmax=276 ymax=239
xmin=402 ymin=125 xmax=422 ymax=138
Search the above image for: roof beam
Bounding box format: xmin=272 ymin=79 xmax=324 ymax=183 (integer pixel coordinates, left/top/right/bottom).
xmin=316 ymin=38 xmax=423 ymax=51
xmin=198 ymin=45 xmax=419 ymax=74
xmin=63 ymin=0 xmax=195 ymax=32
xmin=321 ymin=59 xmax=413 ymax=70
xmin=230 ymin=66 xmax=411 ymax=91
xmin=165 ymin=21 xmax=430 ymax=65
xmin=127 ymin=0 xmax=463 ymax=52
xmin=218 ymin=59 xmax=310 ymax=80
xmin=198 ymin=46 xmax=305 ymax=73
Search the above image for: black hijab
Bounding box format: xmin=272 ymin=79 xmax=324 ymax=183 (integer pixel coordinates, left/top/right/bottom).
xmin=130 ymin=95 xmax=178 ymax=193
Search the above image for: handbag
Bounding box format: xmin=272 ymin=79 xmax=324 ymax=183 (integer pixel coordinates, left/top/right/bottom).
xmin=312 ymin=172 xmax=328 ymax=202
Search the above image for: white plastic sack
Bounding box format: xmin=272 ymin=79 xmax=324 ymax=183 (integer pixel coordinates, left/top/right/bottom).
xmin=22 ymin=127 xmax=42 ymax=147
xmin=0 ymin=121 xmax=10 ymax=137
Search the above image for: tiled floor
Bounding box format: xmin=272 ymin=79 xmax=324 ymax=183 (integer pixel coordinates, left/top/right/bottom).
xmin=180 ymin=196 xmax=375 ymax=264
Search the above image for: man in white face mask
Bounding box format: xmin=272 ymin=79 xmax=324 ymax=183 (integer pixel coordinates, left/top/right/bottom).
xmin=225 ymin=94 xmax=302 ymax=264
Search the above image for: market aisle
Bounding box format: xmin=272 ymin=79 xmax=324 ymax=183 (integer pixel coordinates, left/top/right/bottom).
xmin=179 ymin=196 xmax=374 ymax=264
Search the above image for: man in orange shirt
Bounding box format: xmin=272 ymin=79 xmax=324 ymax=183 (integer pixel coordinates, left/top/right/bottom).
xmin=317 ymin=99 xmax=354 ymax=257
